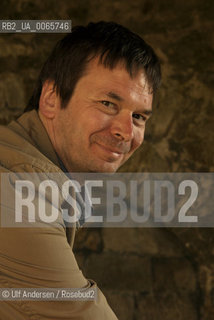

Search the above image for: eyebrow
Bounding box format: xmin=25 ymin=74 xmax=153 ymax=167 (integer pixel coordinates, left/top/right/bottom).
xmin=105 ymin=91 xmax=124 ymax=101
xmin=104 ymin=91 xmax=153 ymax=116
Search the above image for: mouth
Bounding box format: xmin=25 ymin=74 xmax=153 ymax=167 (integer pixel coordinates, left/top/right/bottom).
xmin=95 ymin=142 xmax=123 ymax=159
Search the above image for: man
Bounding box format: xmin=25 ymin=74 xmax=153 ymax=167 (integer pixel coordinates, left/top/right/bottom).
xmin=0 ymin=21 xmax=161 ymax=319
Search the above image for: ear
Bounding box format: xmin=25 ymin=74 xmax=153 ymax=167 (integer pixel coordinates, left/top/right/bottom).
xmin=39 ymin=81 xmax=60 ymax=119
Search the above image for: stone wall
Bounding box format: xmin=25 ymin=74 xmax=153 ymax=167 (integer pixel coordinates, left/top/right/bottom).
xmin=0 ymin=1 xmax=213 ymax=319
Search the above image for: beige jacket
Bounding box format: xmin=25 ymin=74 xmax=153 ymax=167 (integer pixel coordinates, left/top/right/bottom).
xmin=0 ymin=110 xmax=118 ymax=319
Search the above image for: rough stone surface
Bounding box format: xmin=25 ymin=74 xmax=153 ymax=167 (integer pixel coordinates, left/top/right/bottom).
xmin=151 ymin=257 xmax=197 ymax=296
xmin=103 ymin=290 xmax=135 ymax=320
xmin=136 ymin=293 xmax=198 ymax=320
xmin=0 ymin=1 xmax=213 ymax=319
xmin=84 ymin=252 xmax=151 ymax=292
xmin=102 ymin=228 xmax=184 ymax=257
xmin=74 ymin=228 xmax=103 ymax=253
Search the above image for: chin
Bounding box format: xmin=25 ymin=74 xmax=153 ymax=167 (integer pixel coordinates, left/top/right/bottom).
xmin=89 ymin=161 xmax=120 ymax=173
xmin=89 ymin=167 xmax=118 ymax=173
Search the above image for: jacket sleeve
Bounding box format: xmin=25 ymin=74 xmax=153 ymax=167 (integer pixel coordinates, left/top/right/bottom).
xmin=0 ymin=170 xmax=118 ymax=320
xmin=0 ymin=226 xmax=118 ymax=320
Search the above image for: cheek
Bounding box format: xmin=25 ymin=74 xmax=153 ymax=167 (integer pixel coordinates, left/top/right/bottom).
xmin=88 ymin=112 xmax=112 ymax=136
xmin=132 ymin=129 xmax=145 ymax=151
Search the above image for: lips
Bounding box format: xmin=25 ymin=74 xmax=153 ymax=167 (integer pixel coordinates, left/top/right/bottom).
xmin=99 ymin=143 xmax=123 ymax=154
xmin=96 ymin=142 xmax=123 ymax=156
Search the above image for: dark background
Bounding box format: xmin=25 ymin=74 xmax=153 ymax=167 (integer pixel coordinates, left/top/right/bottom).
xmin=0 ymin=1 xmax=213 ymax=319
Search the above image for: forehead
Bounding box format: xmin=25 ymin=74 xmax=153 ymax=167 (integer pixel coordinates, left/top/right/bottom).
xmin=82 ymin=57 xmax=151 ymax=97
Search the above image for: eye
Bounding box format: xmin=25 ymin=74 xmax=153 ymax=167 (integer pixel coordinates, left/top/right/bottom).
xmin=101 ymin=100 xmax=115 ymax=108
xmin=132 ymin=113 xmax=147 ymax=124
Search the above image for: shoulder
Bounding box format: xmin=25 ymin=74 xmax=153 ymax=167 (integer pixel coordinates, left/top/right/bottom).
xmin=0 ymin=120 xmax=59 ymax=173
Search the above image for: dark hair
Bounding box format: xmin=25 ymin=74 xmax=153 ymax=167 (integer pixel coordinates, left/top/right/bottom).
xmin=25 ymin=21 xmax=161 ymax=111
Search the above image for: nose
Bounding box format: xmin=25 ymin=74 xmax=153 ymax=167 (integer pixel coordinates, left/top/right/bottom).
xmin=110 ymin=111 xmax=134 ymax=142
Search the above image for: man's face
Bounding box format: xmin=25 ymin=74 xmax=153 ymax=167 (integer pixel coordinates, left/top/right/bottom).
xmin=52 ymin=58 xmax=153 ymax=173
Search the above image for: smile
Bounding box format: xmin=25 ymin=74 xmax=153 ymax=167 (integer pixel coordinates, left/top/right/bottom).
xmin=95 ymin=142 xmax=123 ymax=159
